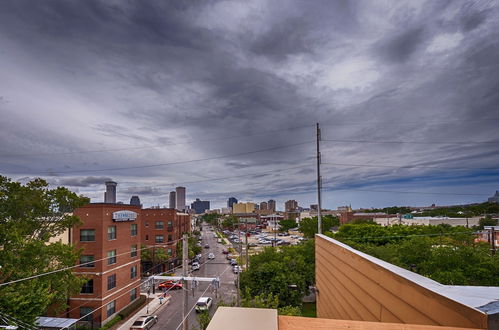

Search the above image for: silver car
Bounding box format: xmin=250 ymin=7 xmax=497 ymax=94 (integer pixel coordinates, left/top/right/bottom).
xmin=130 ymin=315 xmax=158 ymax=330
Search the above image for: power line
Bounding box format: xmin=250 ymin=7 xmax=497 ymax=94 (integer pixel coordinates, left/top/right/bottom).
xmin=122 ymin=163 xmax=314 ymax=190
xmin=322 ymin=138 xmax=499 ymax=145
xmin=174 ymin=265 xmax=233 ymax=330
xmin=0 ymin=241 xmax=182 ymax=287
xmin=3 ymin=125 xmax=314 ymax=158
xmin=17 ymin=141 xmax=314 ymax=175
xmin=326 ymin=187 xmax=489 ymax=196
xmin=322 ymin=162 xmax=499 ymax=171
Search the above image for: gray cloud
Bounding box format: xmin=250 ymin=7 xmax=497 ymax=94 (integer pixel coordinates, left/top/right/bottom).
xmin=0 ymin=0 xmax=498 ymax=209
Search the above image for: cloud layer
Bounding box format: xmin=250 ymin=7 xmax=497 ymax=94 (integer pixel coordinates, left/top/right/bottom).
xmin=1 ymin=0 xmax=498 ymax=209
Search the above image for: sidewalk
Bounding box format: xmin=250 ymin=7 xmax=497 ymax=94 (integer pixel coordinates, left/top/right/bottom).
xmin=117 ymin=292 xmax=171 ymax=330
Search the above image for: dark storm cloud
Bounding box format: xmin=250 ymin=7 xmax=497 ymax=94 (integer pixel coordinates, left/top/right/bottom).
xmin=377 ymin=27 xmax=426 ymax=63
xmin=1 ymin=0 xmax=499 ymax=208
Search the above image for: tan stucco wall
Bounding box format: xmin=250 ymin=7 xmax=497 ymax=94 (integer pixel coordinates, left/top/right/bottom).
xmin=315 ymin=235 xmax=487 ymax=329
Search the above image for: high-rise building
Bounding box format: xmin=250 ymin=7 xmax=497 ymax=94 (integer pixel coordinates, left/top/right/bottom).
xmin=233 ymin=202 xmax=256 ymax=214
xmin=260 ymin=201 xmax=268 ymax=210
xmin=227 ymin=197 xmax=238 ymax=208
xmin=169 ymin=191 xmax=176 ymax=209
xmin=191 ymin=199 xmax=210 ymax=214
xmin=175 ymin=186 xmax=186 ymax=211
xmin=267 ymin=199 xmax=276 ymax=212
xmin=104 ymin=181 xmax=117 ymax=203
xmin=130 ymin=195 xmax=141 ymax=206
xmin=285 ymin=200 xmax=298 ymax=212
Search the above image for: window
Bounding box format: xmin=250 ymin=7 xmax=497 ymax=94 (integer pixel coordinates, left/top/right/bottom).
xmin=107 ymin=250 xmax=116 ymax=265
xmin=145 ymin=235 xmax=149 ymax=241
xmin=145 ymin=222 xmax=149 ymax=227
xmin=81 ymin=279 xmax=93 ymax=294
xmin=130 ymin=265 xmax=137 ymax=279
xmin=107 ymin=274 xmax=116 ymax=290
xmin=155 ymin=221 xmax=164 ymax=229
xmin=80 ymin=307 xmax=93 ymax=322
xmin=131 ymin=245 xmax=138 ymax=257
xmin=155 ymin=235 xmax=164 ymax=243
xmin=106 ymin=300 xmax=116 ymax=318
xmin=80 ymin=255 xmax=95 ymax=268
xmin=130 ymin=288 xmax=137 ymax=302
xmin=168 ymin=234 xmax=173 ymax=242
xmin=108 ymin=226 xmax=116 ymax=240
xmin=167 ymin=220 xmax=173 ymax=231
xmin=80 ymin=229 xmax=95 ymax=242
xmin=167 ymin=248 xmax=172 ymax=256
xmin=131 ymin=224 xmax=137 ymax=236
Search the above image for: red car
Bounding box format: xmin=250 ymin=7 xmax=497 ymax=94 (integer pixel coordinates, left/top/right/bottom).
xmin=222 ymin=249 xmax=229 ymax=254
xmin=158 ymin=280 xmax=183 ymax=290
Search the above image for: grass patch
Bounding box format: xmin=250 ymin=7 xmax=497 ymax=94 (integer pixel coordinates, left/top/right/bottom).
xmin=301 ymin=302 xmax=316 ymax=318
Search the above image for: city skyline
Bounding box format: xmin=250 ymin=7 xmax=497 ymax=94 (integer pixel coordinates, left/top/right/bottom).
xmin=1 ymin=1 xmax=498 ymax=209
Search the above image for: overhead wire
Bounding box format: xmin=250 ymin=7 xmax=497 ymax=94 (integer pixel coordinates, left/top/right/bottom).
xmin=25 ymin=141 xmax=314 ymax=175
xmin=0 ymin=240 xmax=182 ymax=287
xmin=3 ymin=124 xmax=315 ymax=158
xmin=322 ymin=138 xmax=499 ymax=145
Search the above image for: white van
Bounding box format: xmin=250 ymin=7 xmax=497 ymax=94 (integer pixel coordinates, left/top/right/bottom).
xmin=195 ymin=297 xmax=213 ymax=312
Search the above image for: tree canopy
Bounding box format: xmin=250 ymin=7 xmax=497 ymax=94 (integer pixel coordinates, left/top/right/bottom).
xmin=278 ymin=219 xmax=297 ymax=232
xmin=0 ymin=176 xmax=89 ymax=324
xmin=298 ymin=215 xmax=339 ymax=238
xmin=240 ymin=239 xmax=314 ymax=308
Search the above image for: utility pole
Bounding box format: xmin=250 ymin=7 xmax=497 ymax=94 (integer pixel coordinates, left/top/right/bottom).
xmin=245 ymin=219 xmax=249 ymax=270
xmin=316 ymin=122 xmax=323 ymax=235
xmin=237 ymin=217 xmax=241 ymax=306
xmin=491 ymin=227 xmax=496 ymax=256
xmin=182 ymin=234 xmax=188 ymax=330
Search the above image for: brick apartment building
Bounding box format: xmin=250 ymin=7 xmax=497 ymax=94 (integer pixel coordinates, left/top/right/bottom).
xmin=141 ymin=208 xmax=191 ymax=273
xmin=68 ymin=203 xmax=191 ymax=326
xmin=70 ymin=203 xmax=142 ymax=326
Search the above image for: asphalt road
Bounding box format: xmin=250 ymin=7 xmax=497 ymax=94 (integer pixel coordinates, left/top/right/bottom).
xmin=155 ymin=224 xmax=238 ymax=330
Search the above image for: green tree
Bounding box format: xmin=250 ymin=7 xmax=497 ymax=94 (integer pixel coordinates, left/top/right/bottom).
xmin=196 ymin=311 xmax=211 ymax=330
xmin=240 ymin=240 xmax=315 ymax=307
xmin=279 ymin=219 xmax=297 ymax=232
xmin=0 ymin=176 xmax=89 ymax=324
xmin=298 ymin=215 xmax=339 ymax=238
xmin=221 ymin=215 xmax=238 ymax=230
xmin=478 ymin=216 xmax=497 ymax=229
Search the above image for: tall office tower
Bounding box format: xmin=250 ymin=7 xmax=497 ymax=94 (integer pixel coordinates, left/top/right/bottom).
xmin=267 ymin=199 xmax=276 ymax=212
xmin=285 ymin=200 xmax=299 ymax=212
xmin=130 ymin=195 xmax=141 ymax=206
xmin=227 ymin=197 xmax=238 ymax=208
xmin=169 ymin=191 xmax=176 ymax=209
xmin=260 ymin=201 xmax=268 ymax=210
xmin=104 ymin=181 xmax=117 ymax=203
xmin=191 ymin=198 xmax=210 ymax=214
xmin=175 ymin=186 xmax=186 ymax=211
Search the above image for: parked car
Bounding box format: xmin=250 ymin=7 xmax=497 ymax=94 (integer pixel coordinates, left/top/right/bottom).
xmin=232 ymin=265 xmax=243 ymax=273
xmin=204 ymin=244 xmax=210 ymax=248
xmin=230 ymin=259 xmax=238 ymax=266
xmin=195 ymin=297 xmax=213 ymax=312
xmin=208 ymin=253 xmax=215 ymax=259
xmin=248 ymin=243 xmax=258 ymax=247
xmin=130 ymin=315 xmax=158 ymax=330
xmin=222 ymin=249 xmax=229 ymax=254
xmin=226 ymin=254 xmax=233 ymax=260
xmin=192 ymin=262 xmax=200 ymax=271
xmin=158 ymin=280 xmax=182 ymax=290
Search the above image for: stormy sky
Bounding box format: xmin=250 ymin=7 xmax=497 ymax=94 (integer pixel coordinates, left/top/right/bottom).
xmin=1 ymin=0 xmax=499 ymax=210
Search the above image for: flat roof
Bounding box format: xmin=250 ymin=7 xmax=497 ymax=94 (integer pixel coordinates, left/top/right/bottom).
xmin=206 ymin=307 xmax=277 ymax=330
xmin=36 ymin=317 xmax=79 ymax=329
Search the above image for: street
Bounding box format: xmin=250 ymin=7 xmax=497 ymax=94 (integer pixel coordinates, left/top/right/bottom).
xmin=154 ymin=224 xmax=238 ymax=330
